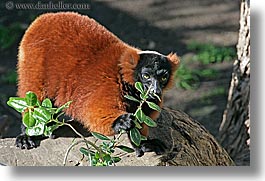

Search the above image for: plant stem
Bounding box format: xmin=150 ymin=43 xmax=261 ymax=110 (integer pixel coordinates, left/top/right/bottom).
xmin=62 ymin=122 xmax=105 ymax=166
xmin=113 ymin=130 xmax=126 ymax=147
xmin=63 ymin=139 xmax=103 ymax=166
xmin=134 ymin=84 xmax=153 ymax=116
xmin=63 ymin=122 xmax=85 ymax=139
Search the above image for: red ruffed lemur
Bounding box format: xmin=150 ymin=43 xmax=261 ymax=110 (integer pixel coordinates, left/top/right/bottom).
xmin=16 ymin=12 xmax=180 ymax=156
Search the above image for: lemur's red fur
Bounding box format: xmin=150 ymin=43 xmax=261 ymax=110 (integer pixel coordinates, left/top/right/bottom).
xmin=17 ymin=12 xmax=179 ymax=136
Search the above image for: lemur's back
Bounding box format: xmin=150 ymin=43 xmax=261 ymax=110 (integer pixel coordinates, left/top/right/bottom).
xmin=18 ymin=12 xmax=125 ymax=98
xmin=17 ymin=12 xmax=140 ymax=135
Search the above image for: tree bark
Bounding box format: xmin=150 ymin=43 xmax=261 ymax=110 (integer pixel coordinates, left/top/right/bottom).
xmin=218 ymin=0 xmax=250 ymax=166
xmin=150 ymin=108 xmax=235 ymax=166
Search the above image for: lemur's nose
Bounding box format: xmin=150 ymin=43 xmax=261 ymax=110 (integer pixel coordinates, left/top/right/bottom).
xmin=150 ymin=79 xmax=162 ymax=97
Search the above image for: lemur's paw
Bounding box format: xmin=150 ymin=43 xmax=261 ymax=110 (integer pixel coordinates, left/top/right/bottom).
xmin=112 ymin=113 xmax=135 ymax=133
xmin=135 ymin=139 xmax=167 ymax=157
xmin=15 ymin=134 xmax=36 ymax=149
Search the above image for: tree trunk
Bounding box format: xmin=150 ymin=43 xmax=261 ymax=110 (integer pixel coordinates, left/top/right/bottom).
xmin=150 ymin=108 xmax=235 ymax=166
xmin=218 ymin=0 xmax=250 ymax=166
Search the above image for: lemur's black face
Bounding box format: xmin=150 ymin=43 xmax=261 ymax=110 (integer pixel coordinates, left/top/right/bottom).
xmin=134 ymin=52 xmax=171 ymax=101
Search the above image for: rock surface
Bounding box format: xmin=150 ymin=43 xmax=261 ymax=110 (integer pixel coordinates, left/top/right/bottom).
xmin=0 ymin=108 xmax=234 ymax=166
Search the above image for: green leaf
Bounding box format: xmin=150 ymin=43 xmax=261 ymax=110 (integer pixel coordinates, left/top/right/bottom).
xmin=41 ymin=98 xmax=52 ymax=108
xmin=94 ymin=152 xmax=100 ymax=159
xmin=44 ymin=124 xmax=60 ymax=137
xmin=25 ymin=91 xmax=37 ymax=106
xmin=33 ymin=107 xmax=51 ymax=123
xmin=135 ymin=82 xmax=144 ymax=94
xmin=180 ymin=81 xmax=193 ymax=90
xmin=146 ymin=101 xmax=161 ymax=112
xmin=133 ymin=120 xmax=142 ymax=129
xmin=140 ymin=93 xmax=148 ymax=100
xmin=144 ymin=116 xmax=157 ymax=127
xmin=124 ymin=95 xmax=140 ymax=102
xmin=135 ymin=108 xmax=145 ymax=123
xmin=129 ymin=128 xmax=141 ymax=146
xmin=25 ymin=122 xmax=45 ymax=136
xmin=45 ymin=108 xmax=57 ymax=115
xmin=141 ymin=135 xmax=147 ymax=141
xmin=91 ymin=132 xmax=110 ymax=141
xmin=55 ymin=101 xmax=72 ymax=114
xmin=79 ymin=147 xmax=95 ymax=157
xmin=36 ymin=100 xmax=41 ymax=107
xmin=103 ymin=154 xmax=111 ymax=162
xmin=112 ymin=157 xmax=121 ymax=163
xmin=7 ymin=97 xmax=28 ymax=113
xmin=116 ymin=145 xmax=135 ymax=153
xmin=80 ymin=147 xmax=89 ymax=156
xmin=22 ymin=111 xmax=36 ymax=127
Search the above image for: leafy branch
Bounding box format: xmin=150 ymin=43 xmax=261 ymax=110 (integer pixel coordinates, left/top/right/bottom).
xmin=124 ymin=82 xmax=161 ymax=146
xmin=6 ymin=81 xmax=161 ymax=166
xmin=7 ymin=91 xmax=72 ymax=137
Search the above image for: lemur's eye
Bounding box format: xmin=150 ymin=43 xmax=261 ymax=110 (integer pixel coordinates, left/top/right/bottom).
xmin=143 ymin=74 xmax=150 ymax=80
xmin=161 ymin=76 xmax=168 ymax=82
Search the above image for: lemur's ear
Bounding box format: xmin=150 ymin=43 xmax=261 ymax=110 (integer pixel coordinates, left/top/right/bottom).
xmin=118 ymin=48 xmax=140 ymax=85
xmin=164 ymin=52 xmax=180 ymax=90
xmin=167 ymin=52 xmax=180 ymax=72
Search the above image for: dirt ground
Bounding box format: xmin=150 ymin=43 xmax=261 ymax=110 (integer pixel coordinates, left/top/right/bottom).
xmin=0 ymin=0 xmax=240 ymax=141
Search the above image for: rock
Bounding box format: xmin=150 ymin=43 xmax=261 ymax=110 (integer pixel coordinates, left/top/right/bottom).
xmin=0 ymin=108 xmax=234 ymax=166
